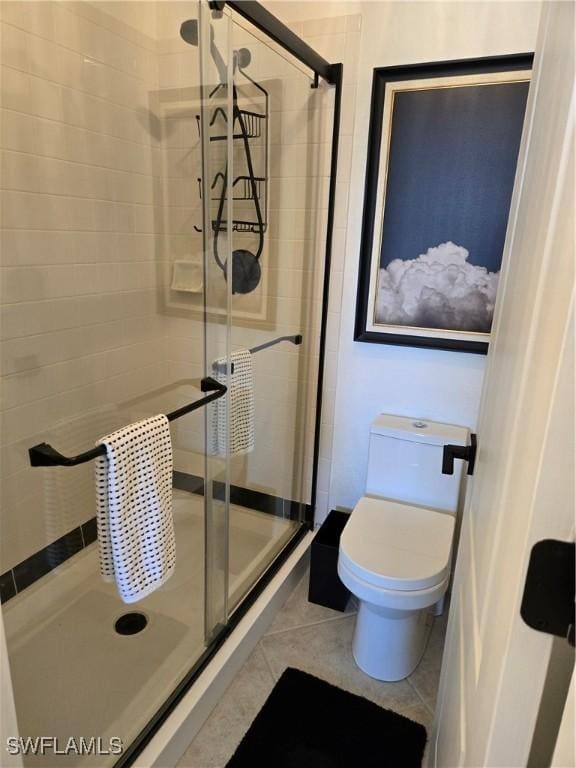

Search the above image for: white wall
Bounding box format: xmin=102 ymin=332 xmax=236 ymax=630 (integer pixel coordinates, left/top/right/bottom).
xmin=270 ymin=0 xmax=541 ymax=521
xmin=329 ymin=0 xmax=541 ymax=516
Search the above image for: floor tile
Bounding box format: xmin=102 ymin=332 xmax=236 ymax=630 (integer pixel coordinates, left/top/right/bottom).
xmin=408 ymin=613 xmax=448 ymax=711
xmin=403 ymin=701 xmax=434 ymax=730
xmin=180 ymin=568 xmax=447 ymax=767
xmin=177 ymin=645 xmax=275 ymax=768
xmin=261 ymin=615 xmax=425 ymax=718
xmin=265 ymin=570 xmax=356 ymax=635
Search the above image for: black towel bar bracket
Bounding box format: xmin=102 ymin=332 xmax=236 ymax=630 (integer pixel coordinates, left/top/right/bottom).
xmin=250 ymin=333 xmax=302 ymax=355
xmin=28 ymin=377 xmax=226 ymax=468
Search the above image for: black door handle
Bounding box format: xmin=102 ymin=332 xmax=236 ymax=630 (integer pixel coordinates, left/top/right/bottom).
xmin=521 ymin=539 xmax=575 ymax=647
xmin=442 ymin=433 xmax=477 ymax=476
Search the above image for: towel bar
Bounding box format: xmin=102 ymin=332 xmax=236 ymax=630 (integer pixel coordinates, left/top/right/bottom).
xmin=28 ymin=377 xmax=227 ymax=468
xmin=212 ymin=333 xmax=302 ymax=375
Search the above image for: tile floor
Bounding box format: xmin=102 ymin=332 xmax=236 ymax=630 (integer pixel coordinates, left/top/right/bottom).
xmin=177 ymin=569 xmax=448 ymax=768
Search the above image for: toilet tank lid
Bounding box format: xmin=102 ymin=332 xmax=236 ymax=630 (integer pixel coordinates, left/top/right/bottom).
xmin=370 ymin=414 xmax=469 ymax=446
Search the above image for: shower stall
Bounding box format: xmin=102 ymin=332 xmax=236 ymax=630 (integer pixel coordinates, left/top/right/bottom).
xmin=0 ymin=1 xmax=340 ymax=764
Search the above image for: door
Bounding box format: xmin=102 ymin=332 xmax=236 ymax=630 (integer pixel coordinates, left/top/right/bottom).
xmin=552 ymin=670 xmax=575 ymax=768
xmin=432 ymin=2 xmax=575 ymax=766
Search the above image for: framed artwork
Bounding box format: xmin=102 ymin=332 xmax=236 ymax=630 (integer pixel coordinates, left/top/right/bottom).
xmin=354 ymin=54 xmax=533 ymax=353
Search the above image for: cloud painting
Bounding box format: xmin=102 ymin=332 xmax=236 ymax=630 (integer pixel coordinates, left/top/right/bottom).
xmin=355 ymin=64 xmax=530 ymax=349
xmin=375 ymin=242 xmax=499 ymax=333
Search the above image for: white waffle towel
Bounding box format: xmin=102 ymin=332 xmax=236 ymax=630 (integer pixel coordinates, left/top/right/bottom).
xmin=213 ymin=349 xmax=255 ymax=455
xmin=95 ymin=414 xmax=175 ymax=604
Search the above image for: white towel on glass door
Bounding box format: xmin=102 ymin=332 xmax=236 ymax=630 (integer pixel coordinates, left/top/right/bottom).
xmin=95 ymin=414 xmax=175 ymax=604
xmin=212 ymin=349 xmax=255 ymax=455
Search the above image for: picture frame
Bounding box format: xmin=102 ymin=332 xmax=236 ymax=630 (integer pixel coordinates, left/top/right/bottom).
xmin=354 ymin=54 xmax=533 ymax=353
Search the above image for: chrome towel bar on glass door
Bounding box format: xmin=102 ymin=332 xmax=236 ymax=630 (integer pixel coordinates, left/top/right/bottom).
xmin=28 ymin=377 xmax=227 ymax=468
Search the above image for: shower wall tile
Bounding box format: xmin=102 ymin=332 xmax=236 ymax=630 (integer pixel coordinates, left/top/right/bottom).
xmin=0 ymin=513 xmax=103 ymax=603
xmin=339 ymin=84 xmax=357 ymax=137
xmin=0 ymin=3 xmax=178 ymax=572
xmin=302 ymin=33 xmax=347 ymax=65
xmin=13 ymin=527 xmax=84 ymax=592
xmin=81 ymin=517 xmax=98 ymax=546
xmin=327 ymin=271 xmax=345 ymax=317
xmin=298 ymin=15 xmax=361 ymax=525
xmin=0 ymin=65 xmax=33 ymax=113
xmin=0 ymin=20 xmax=30 ymax=70
xmin=301 ymin=16 xmax=349 ymax=38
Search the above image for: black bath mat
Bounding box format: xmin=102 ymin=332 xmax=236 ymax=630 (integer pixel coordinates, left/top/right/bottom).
xmin=226 ymin=667 xmax=427 ymax=767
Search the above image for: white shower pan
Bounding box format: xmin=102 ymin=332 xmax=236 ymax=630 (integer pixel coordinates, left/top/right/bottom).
xmin=3 ymin=491 xmax=297 ymax=768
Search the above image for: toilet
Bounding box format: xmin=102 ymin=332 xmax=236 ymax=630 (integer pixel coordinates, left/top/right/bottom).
xmin=337 ymin=414 xmax=469 ymax=681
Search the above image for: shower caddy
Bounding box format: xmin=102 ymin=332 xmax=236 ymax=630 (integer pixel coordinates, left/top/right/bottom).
xmin=197 ymin=68 xmax=269 ymax=237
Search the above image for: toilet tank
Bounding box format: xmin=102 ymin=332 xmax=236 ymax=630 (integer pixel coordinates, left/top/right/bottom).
xmin=366 ymin=414 xmax=470 ymax=514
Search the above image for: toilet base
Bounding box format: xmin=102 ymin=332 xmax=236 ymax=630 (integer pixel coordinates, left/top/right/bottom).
xmin=352 ymin=601 xmax=432 ymax=681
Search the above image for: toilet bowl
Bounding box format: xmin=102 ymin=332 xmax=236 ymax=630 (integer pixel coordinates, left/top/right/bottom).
xmin=338 ymin=496 xmax=454 ymax=680
xmin=337 ymin=414 xmax=468 ymax=681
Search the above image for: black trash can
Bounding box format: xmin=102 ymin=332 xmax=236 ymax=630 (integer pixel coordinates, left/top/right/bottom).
xmin=308 ymin=509 xmax=351 ymax=611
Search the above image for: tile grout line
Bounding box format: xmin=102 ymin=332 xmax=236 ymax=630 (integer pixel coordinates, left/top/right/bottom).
xmin=10 ymin=570 xmax=17 ymax=595
xmin=405 ymin=675 xmax=435 ymax=718
xmin=405 ymin=621 xmax=443 ymax=717
xmin=263 ymin=611 xmax=356 ymax=637
xmin=256 ymin=639 xmax=277 ymax=683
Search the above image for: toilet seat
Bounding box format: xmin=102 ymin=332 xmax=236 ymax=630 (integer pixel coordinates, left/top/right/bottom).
xmin=339 ymin=496 xmax=455 ymax=592
xmin=338 ymin=557 xmax=450 ymax=612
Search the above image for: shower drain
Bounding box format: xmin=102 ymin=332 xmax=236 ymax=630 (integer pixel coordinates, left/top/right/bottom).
xmin=115 ymin=612 xmax=148 ymax=636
